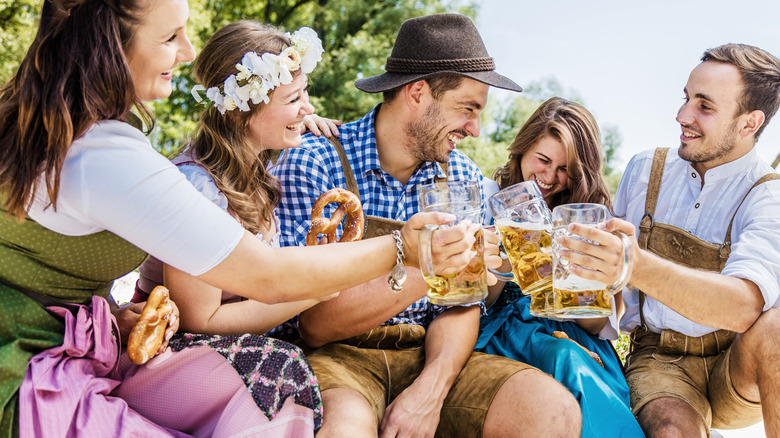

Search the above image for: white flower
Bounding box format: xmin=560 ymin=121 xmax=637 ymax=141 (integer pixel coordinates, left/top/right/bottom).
xmin=191 ymin=26 xmax=323 ymax=113
xmin=280 ymin=47 xmax=302 ymax=72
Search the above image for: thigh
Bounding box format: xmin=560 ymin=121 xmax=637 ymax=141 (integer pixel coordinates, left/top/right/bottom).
xmin=437 ymin=352 xmax=535 ymax=438
xmin=708 ymin=346 xmax=762 ymax=429
xmin=307 ymin=343 xmax=424 ymax=426
xmin=625 ymin=341 xmax=713 ymax=427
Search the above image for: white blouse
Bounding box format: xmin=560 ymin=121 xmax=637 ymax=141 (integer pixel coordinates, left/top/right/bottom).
xmin=27 ymin=120 xmax=244 ymax=277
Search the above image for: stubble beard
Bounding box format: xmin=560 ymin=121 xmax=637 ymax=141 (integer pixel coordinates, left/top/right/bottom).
xmin=404 ymin=100 xmax=450 ymax=164
xmin=678 ymin=119 xmax=739 ymax=164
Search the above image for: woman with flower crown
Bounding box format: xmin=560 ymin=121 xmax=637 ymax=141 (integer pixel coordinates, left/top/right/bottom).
xmin=0 ymin=1 xmax=480 ymax=437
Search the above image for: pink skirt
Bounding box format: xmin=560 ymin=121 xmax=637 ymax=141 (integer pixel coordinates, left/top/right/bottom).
xmin=18 ymin=296 xmax=315 ymax=437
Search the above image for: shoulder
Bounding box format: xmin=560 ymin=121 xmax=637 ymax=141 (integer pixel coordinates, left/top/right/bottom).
xmin=175 ymin=162 xmax=229 ymax=211
xmin=448 ymin=149 xmax=483 ymax=179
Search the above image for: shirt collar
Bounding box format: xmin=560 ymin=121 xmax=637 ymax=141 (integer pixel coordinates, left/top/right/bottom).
xmin=692 ymin=147 xmax=760 ymax=184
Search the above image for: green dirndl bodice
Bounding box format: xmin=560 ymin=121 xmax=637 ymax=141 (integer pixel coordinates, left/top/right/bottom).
xmin=0 ymin=208 xmax=147 ymax=437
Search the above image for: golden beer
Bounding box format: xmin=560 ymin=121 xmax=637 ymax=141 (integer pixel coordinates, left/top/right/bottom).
xmin=529 ymin=286 xmax=556 ymax=317
xmin=496 ymin=219 xmax=553 ymax=295
xmin=552 ymin=276 xmax=612 ymax=317
xmin=426 ymin=228 xmax=488 ymax=305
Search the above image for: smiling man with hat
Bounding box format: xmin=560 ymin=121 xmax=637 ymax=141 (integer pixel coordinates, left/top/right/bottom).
xmin=272 ymin=13 xmax=581 ymax=437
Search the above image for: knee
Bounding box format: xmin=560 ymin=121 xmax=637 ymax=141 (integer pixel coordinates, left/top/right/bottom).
xmin=742 ymin=308 xmax=780 ymax=350
xmin=318 ymin=388 xmax=377 ymax=438
xmin=486 ymin=370 xmax=581 ymax=437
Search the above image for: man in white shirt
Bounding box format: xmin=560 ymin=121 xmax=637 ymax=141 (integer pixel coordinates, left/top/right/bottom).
xmin=558 ymin=43 xmax=780 ymax=437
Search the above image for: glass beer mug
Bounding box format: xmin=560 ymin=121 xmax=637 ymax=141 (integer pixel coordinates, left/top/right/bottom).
xmin=551 ymin=203 xmax=629 ymax=318
xmin=488 ymin=181 xmax=555 ymax=316
xmin=418 ymin=181 xmax=488 ymax=305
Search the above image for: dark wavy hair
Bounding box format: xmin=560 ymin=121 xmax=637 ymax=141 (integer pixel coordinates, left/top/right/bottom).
xmin=0 ymin=0 xmax=152 ymax=220
xmin=493 ymin=97 xmax=612 ymax=209
xmin=187 ymin=20 xmax=294 ymax=234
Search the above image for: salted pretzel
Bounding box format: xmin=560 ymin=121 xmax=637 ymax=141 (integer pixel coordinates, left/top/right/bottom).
xmin=127 ymin=286 xmax=175 ymax=365
xmin=551 ymin=331 xmax=604 ymax=368
xmin=307 ymin=188 xmax=365 ymax=246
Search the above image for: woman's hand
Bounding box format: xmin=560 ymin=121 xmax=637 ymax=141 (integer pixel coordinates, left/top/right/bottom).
xmin=112 ymin=299 xmax=180 ymax=356
xmin=303 ymin=114 xmax=342 ymax=137
xmin=482 ymin=225 xmax=502 ymax=286
xmin=401 ymin=212 xmax=479 ymax=275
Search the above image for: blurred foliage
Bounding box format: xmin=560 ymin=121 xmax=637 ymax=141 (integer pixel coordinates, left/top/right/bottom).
xmin=0 ymin=0 xmax=622 ymax=187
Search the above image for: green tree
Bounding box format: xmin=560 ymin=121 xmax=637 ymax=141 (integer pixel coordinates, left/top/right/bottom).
xmin=0 ymin=0 xmax=37 ymax=82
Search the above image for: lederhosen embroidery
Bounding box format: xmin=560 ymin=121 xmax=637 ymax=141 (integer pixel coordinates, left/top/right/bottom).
xmin=631 ymin=147 xmax=780 ymax=356
xmin=326 ymin=136 xmax=447 ymax=238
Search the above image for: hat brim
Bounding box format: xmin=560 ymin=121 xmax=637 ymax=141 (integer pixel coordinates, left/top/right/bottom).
xmin=355 ymin=70 xmax=522 ymax=93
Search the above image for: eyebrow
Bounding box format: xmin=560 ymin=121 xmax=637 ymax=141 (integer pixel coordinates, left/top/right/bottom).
xmin=683 ymin=87 xmax=716 ymax=104
xmin=458 ymin=99 xmax=483 ymax=111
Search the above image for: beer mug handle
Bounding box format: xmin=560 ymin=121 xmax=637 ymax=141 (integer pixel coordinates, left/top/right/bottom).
xmin=418 ymin=224 xmax=440 ymax=281
xmin=488 ymin=267 xmax=515 ymax=282
xmin=608 ymin=232 xmax=632 ymax=294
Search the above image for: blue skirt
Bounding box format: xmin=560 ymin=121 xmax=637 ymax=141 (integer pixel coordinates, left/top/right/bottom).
xmin=476 ymin=284 xmax=644 ymax=438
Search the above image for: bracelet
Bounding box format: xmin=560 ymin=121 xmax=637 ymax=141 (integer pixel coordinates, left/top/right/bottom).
xmin=388 ymin=230 xmax=407 ymax=293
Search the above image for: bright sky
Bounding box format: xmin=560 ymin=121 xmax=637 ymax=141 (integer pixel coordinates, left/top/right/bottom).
xmin=476 ymin=0 xmax=780 ymax=170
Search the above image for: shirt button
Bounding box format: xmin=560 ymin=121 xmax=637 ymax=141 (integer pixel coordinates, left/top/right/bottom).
xmin=695 ymin=203 xmax=700 ymax=208
xmin=691 ymin=173 xmax=697 ymax=178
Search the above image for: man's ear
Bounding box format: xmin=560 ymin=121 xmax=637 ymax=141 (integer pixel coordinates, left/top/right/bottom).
xmin=741 ymin=109 xmax=765 ymax=139
xmin=403 ymin=80 xmax=429 ymax=110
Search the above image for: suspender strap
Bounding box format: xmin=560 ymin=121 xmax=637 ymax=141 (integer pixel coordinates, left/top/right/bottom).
xmin=723 ymin=173 xmax=780 ymax=245
xmin=638 ymin=148 xmax=668 ymax=326
xmin=327 ymin=136 xmax=361 ymax=196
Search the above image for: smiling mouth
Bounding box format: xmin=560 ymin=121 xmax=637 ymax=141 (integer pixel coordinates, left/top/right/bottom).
xmin=286 ymin=122 xmax=303 ymax=132
xmin=534 ymin=176 xmax=553 ymax=190
xmin=447 ymin=133 xmax=462 ymax=148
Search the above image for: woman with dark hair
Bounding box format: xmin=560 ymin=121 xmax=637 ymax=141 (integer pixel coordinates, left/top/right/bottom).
xmin=0 ymin=1 xmax=478 ymax=436
xmin=477 ymin=98 xmax=644 ymax=437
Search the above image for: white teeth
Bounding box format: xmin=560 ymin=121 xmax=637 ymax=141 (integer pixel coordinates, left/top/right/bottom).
xmin=447 ymin=134 xmax=461 ymax=146
xmin=535 ymin=177 xmax=552 ymax=190
xmin=683 ymin=132 xmax=698 ymax=138
xmin=286 ymin=122 xmax=302 ymax=130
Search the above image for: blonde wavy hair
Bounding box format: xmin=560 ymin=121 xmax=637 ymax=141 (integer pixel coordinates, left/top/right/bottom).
xmin=493 ymin=97 xmax=612 ymax=210
xmin=186 ymin=20 xmax=295 ymax=234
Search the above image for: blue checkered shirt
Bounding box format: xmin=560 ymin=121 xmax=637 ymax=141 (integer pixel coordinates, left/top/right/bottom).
xmin=271 ymin=105 xmax=486 ymax=327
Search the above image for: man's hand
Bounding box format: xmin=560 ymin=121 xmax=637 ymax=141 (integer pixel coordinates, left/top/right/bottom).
xmin=379 ymin=379 xmax=444 ymax=438
xmin=557 ymin=218 xmax=638 ymax=287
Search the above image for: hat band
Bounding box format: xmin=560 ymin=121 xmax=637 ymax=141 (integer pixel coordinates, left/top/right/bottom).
xmin=385 ymin=56 xmax=495 ymax=74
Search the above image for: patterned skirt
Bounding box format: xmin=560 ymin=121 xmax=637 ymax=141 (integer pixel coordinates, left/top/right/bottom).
xmin=168 ymin=333 xmax=323 ymax=431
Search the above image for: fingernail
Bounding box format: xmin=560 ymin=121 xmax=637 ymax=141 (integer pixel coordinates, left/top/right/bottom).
xmin=165 ymin=331 xmax=174 ymax=341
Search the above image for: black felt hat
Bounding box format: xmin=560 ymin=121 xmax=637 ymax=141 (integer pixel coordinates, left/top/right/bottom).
xmin=355 ymin=13 xmax=522 ymax=93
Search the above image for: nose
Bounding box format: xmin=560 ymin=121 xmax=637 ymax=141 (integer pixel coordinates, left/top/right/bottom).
xmin=300 ymin=95 xmax=315 ymax=116
xmin=676 ymin=101 xmax=693 ymax=126
xmin=179 ymin=33 xmax=197 ymax=64
xmin=465 ymin=113 xmax=481 ymax=138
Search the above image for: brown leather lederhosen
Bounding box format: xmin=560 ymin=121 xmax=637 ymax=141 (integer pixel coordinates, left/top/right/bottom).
xmin=630 ymin=147 xmax=780 ymax=356
xmin=326 ymin=136 xmax=447 ymax=238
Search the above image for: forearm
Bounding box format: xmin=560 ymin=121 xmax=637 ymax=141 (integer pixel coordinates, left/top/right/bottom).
xmin=631 ymin=249 xmax=764 ymax=332
xmin=185 ymin=298 xmax=319 ymax=336
xmin=199 ymin=231 xmax=399 ymax=304
xmin=299 ymin=268 xmax=428 ymax=346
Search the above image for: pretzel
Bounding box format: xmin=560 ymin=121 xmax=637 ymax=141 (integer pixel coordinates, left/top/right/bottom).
xmin=127 ymin=286 xmax=174 ymax=365
xmin=551 ymin=331 xmax=604 ymax=367
xmin=306 ymin=188 xmax=364 ymax=246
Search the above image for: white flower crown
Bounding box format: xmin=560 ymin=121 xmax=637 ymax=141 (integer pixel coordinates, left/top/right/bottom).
xmin=191 ymin=26 xmax=324 ymax=114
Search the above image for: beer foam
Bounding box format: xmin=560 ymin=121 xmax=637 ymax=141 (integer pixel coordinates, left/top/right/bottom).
xmin=495 ymin=218 xmax=551 ymax=231
xmin=554 ymin=275 xmax=606 ymax=291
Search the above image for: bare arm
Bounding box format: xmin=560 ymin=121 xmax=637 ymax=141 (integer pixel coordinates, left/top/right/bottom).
xmin=380 ymin=306 xmax=479 ymax=437
xmin=165 ymin=263 xmax=332 ymax=336
xmin=560 ymin=218 xmax=764 ymax=333
xmin=299 ymin=269 xmax=427 ymax=346
xmin=197 ymin=212 xmax=476 ymax=305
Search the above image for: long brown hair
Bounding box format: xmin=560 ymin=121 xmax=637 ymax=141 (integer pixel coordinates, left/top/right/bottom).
xmin=493 ymin=97 xmax=611 ymax=209
xmin=0 ymin=0 xmax=152 ymax=220
xmin=187 ymin=20 xmax=292 ymax=234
